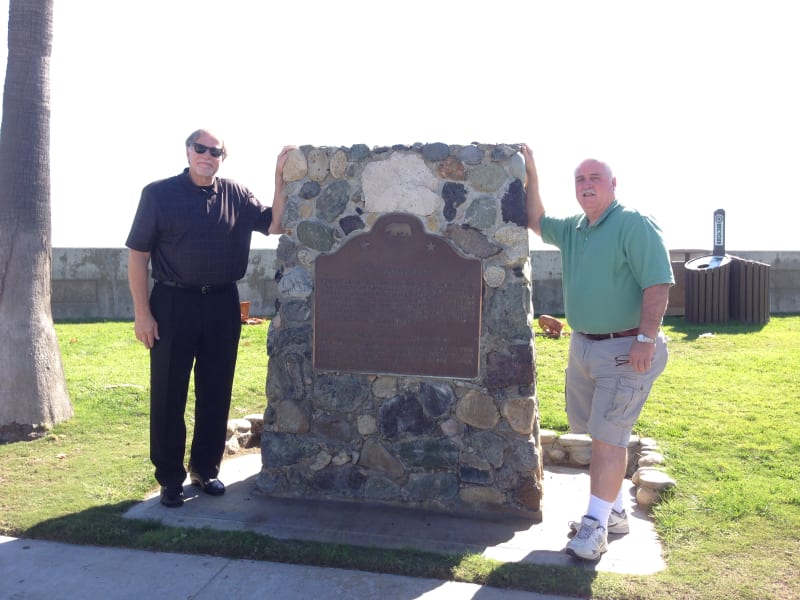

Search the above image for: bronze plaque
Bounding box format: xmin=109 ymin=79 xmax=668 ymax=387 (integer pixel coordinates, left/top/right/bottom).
xmin=314 ymin=213 xmax=482 ymax=378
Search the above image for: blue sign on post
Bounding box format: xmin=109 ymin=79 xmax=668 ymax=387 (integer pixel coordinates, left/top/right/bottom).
xmin=713 ymin=209 xmax=725 ymax=256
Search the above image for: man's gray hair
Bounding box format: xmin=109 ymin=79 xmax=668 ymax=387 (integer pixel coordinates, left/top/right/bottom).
xmin=185 ymin=129 xmax=227 ymax=159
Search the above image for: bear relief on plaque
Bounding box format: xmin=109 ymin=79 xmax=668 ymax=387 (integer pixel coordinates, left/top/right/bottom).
xmin=313 ymin=213 xmax=482 ymax=379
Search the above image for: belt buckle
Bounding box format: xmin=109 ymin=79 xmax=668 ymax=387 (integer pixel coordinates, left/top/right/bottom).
xmin=200 ymin=285 xmax=212 ymax=294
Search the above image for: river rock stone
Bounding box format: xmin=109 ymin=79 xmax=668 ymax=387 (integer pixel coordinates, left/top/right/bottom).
xmin=636 ymin=486 xmax=660 ymax=507
xmin=638 ymin=451 xmax=666 ymax=467
xmin=307 ymin=148 xmax=330 ymax=182
xmin=465 ymin=196 xmax=497 ymax=229
xmin=277 ymin=267 xmax=313 ymax=298
xmin=437 ymin=156 xmax=466 ymax=180
xmin=456 ymin=390 xmax=500 ymax=429
xmin=485 ymin=344 xmax=534 ymax=388
xmin=460 ymin=485 xmax=505 ymax=506
xmin=636 ymin=468 xmax=677 ymax=491
xmin=299 ymin=180 xmax=321 ymax=199
xmin=459 ymin=144 xmax=484 ymax=165
xmin=283 ymin=149 xmax=308 ymax=181
xmin=396 ymin=438 xmax=459 ymax=469
xmin=469 ymin=162 xmax=506 ymax=192
xmin=407 ymin=472 xmax=459 ymax=501
xmin=371 ymin=376 xmax=397 ymax=399
xmin=483 ymin=266 xmax=506 ymax=288
xmin=502 ymin=397 xmax=535 ymax=434
xmin=421 ymin=142 xmax=450 ymax=162
xmin=316 ymin=180 xmax=351 ymax=221
xmin=379 ymin=393 xmax=434 ymax=437
xmin=418 ymin=382 xmax=455 ymax=418
xmin=359 ymin=439 xmax=404 ymax=477
xmin=356 ymin=414 xmax=377 ymax=435
xmin=467 ymin=430 xmax=506 ymax=468
xmin=501 ymin=179 xmax=526 ymax=227
xmin=330 ymin=149 xmax=348 ymax=178
xmin=445 ymin=225 xmax=502 ymax=258
xmin=275 ymin=400 xmax=310 ymax=434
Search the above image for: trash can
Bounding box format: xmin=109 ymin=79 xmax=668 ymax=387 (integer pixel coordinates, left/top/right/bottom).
xmin=729 ymin=257 xmax=770 ymax=324
xmin=684 ymin=255 xmax=732 ymax=323
xmin=666 ymin=259 xmax=687 ymax=316
xmin=684 ymin=208 xmax=771 ymax=324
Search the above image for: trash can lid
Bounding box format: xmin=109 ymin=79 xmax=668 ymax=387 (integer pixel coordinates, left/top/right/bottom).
xmin=685 ymin=254 xmax=732 ymax=271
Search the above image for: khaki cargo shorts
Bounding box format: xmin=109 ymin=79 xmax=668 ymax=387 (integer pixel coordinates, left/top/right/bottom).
xmin=564 ymin=332 xmax=668 ymax=447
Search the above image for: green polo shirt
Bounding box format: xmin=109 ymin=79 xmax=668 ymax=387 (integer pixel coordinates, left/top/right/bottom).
xmin=540 ymin=200 xmax=674 ymax=333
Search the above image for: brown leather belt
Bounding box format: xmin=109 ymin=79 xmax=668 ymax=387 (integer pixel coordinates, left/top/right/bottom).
xmin=581 ymin=327 xmax=639 ymax=341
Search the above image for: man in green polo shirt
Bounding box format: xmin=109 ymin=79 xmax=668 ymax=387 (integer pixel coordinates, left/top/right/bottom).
xmin=521 ymin=144 xmax=673 ymax=561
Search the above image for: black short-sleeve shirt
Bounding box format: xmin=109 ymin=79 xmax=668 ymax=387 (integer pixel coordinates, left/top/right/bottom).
xmin=125 ymin=169 xmax=273 ymax=285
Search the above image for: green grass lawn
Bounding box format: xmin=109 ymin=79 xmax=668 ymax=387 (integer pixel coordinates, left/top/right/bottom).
xmin=1 ymin=316 xmax=798 ymax=599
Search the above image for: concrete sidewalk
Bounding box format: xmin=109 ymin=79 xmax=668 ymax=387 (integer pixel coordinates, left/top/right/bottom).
xmin=0 ymin=535 xmax=565 ymax=600
xmin=2 ymin=454 xmax=665 ymax=599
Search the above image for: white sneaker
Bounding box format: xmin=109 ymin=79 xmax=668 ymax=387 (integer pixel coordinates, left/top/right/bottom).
xmin=569 ymin=508 xmax=629 ymax=535
xmin=566 ymin=515 xmax=608 ymax=560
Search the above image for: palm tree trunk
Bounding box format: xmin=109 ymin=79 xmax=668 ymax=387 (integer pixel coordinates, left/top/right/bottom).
xmin=0 ymin=0 xmax=72 ymax=438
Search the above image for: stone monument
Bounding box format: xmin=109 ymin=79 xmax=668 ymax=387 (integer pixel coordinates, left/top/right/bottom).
xmin=257 ymin=143 xmax=542 ymax=518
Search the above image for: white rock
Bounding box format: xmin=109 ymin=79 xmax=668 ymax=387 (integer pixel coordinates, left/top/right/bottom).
xmin=307 ymin=148 xmax=330 ymax=182
xmin=298 ymin=248 xmax=315 ymax=267
xmin=225 ymin=436 xmax=240 ymax=455
xmin=357 ymin=415 xmax=377 ymax=435
xmin=332 ymin=450 xmax=351 ymax=466
xmin=636 ymin=485 xmax=660 ymax=507
xmin=230 ymin=418 xmax=252 ymax=433
xmin=330 ymin=149 xmax=348 ymax=178
xmin=363 ymin=153 xmax=440 ymax=215
xmin=569 ymin=447 xmax=592 ymax=466
xmin=309 ymin=451 xmax=332 ymax=471
xmin=371 ymin=376 xmax=397 ymax=399
xmin=283 ymin=149 xmax=308 ymax=182
xmin=460 ymin=485 xmax=505 ymax=505
xmin=539 ymin=429 xmax=558 ymax=445
xmin=557 ymin=433 xmax=592 ymax=447
xmin=636 ymin=468 xmax=677 ymax=491
xmin=638 ymin=451 xmax=666 ymax=467
xmin=483 ymin=266 xmax=506 ymax=288
xmin=440 ymin=418 xmax=462 ymax=436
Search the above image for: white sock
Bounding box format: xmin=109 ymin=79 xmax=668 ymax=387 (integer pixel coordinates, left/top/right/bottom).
xmin=586 ymin=494 xmax=613 ymax=529
xmin=612 ymin=485 xmax=626 ymax=513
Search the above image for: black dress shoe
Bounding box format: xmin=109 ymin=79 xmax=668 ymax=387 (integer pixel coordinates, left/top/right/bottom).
xmin=189 ymin=473 xmax=225 ymax=496
xmin=160 ymin=485 xmax=184 ymax=507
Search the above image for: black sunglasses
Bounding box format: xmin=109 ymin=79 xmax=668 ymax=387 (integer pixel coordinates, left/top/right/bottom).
xmin=191 ymin=143 xmax=224 ymax=158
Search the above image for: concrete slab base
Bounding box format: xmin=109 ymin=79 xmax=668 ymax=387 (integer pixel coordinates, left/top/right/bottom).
xmin=125 ymin=453 xmax=665 ymax=576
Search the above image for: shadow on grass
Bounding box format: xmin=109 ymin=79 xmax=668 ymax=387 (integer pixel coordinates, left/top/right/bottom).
xmin=0 ymin=423 xmax=50 ymax=444
xmin=664 ymin=316 xmax=769 ymax=340
xmin=23 ymin=502 xmax=598 ymax=598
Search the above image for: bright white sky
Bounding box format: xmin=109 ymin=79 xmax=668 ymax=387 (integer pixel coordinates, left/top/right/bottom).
xmin=1 ymin=0 xmax=797 ymax=251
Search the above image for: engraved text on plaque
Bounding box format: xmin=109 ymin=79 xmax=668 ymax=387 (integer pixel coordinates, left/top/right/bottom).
xmin=314 ymin=213 xmax=482 ymax=378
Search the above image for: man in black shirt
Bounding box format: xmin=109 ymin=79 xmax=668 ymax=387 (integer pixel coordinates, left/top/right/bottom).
xmin=126 ymin=128 xmax=293 ymax=507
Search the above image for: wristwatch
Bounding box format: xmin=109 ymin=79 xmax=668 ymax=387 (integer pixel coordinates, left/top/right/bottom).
xmin=636 ymin=333 xmax=656 ymax=344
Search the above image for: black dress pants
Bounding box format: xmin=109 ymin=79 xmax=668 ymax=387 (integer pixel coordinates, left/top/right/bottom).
xmin=148 ymin=282 xmax=241 ymax=487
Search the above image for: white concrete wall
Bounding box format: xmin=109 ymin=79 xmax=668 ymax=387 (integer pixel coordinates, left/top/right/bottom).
xmin=50 ymin=248 xmax=799 ymax=320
